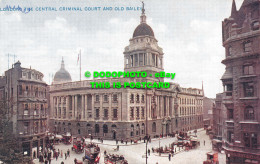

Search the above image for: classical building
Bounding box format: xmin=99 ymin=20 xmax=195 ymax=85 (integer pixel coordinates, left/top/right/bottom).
xmin=49 ymin=7 xmax=203 ymax=140
xmin=0 ymin=61 xmax=48 ymax=158
xmin=216 ymin=0 xmax=260 ymax=163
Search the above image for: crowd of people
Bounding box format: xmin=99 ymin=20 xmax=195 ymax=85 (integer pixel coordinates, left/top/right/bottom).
xmin=37 ymin=143 xmax=71 ymax=164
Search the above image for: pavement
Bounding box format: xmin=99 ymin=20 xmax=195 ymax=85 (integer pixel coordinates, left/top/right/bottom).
xmin=33 ymin=129 xmax=226 ymax=164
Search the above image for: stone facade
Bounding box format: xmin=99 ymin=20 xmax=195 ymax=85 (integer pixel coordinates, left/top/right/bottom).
xmin=217 ymin=0 xmax=260 ymax=163
xmin=49 ymin=8 xmax=204 ymax=141
xmin=0 ymin=61 xmax=48 ymax=158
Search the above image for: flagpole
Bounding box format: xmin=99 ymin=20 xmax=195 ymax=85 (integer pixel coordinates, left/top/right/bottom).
xmin=80 ymin=50 xmax=81 ymax=81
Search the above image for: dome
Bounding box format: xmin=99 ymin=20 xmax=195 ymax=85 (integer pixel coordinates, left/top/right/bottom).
xmin=53 ymin=58 xmax=72 ymax=83
xmin=133 ymin=23 xmax=154 ymax=38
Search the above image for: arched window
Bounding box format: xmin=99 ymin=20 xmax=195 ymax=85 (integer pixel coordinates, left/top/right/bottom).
xmin=152 ymin=122 xmax=156 ymax=132
xmin=95 ymin=124 xmax=99 ymax=133
xmin=103 ymin=124 xmax=108 ymax=133
xmin=111 ymin=124 xmax=117 ymax=128
xmin=245 ymin=106 xmax=254 ymax=120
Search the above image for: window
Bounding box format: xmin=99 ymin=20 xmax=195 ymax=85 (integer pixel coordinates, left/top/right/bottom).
xmin=136 ymin=107 xmax=139 ymax=118
xmin=139 ymin=54 xmax=143 ymax=66
xmin=227 ymin=109 xmax=233 ymax=119
xmin=144 ymin=54 xmax=146 ymax=65
xmin=252 ymin=133 xmax=258 ymax=148
xmin=113 ymin=109 xmax=118 ymax=119
xmin=136 ymin=94 xmax=140 ymax=103
xmin=228 ymin=46 xmax=232 ymax=56
xmin=24 ymin=104 xmax=29 ymax=115
xmin=104 ymin=109 xmax=108 ymax=118
xmin=243 ymin=65 xmax=254 ymax=75
xmin=243 ymin=41 xmax=252 ymax=52
xmin=130 ymin=107 xmax=134 ymax=119
xmin=244 ymin=82 xmax=254 ymax=97
xmin=245 ymin=106 xmax=254 ymax=120
xmin=113 ymin=94 xmax=117 ymax=102
xmin=103 ymin=124 xmax=108 ymax=133
xmin=130 ymin=94 xmax=134 ymax=103
xmin=135 ymin=54 xmax=138 ymax=66
xmin=104 ymin=95 xmax=108 ymax=102
xmin=24 ymin=122 xmax=29 ymax=134
xmin=95 ymin=124 xmax=99 ymax=133
xmin=19 ymin=85 xmax=22 ymax=95
xmin=152 ymin=122 xmax=156 ymax=132
xmin=130 ymin=55 xmax=133 ymax=67
xmin=95 ymin=95 xmax=99 ymax=102
xmin=244 ymin=133 xmax=258 ymax=148
xmin=227 ymin=131 xmax=234 ymax=143
xmin=95 ymin=108 xmax=100 ymax=118
xmin=141 ymin=95 xmax=145 ymax=102
xmin=141 ymin=107 xmax=145 ymax=118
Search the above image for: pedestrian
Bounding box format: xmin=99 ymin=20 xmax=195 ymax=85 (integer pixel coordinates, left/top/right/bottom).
xmin=104 ymin=150 xmax=107 ymax=156
xmin=61 ymin=150 xmax=63 ymax=158
xmin=125 ymin=141 xmax=127 ymax=145
xmin=65 ymin=153 xmax=67 ymax=160
xmin=152 ymin=147 xmax=154 ymax=153
xmin=117 ymin=145 xmax=119 ymax=151
xmin=168 ymin=153 xmax=171 ymax=161
xmin=148 ymin=149 xmax=150 ymax=156
xmin=74 ymin=158 xmax=77 ymax=164
xmin=67 ymin=149 xmax=70 ymax=157
xmin=48 ymin=158 xmax=51 ymax=164
xmin=55 ymin=154 xmax=58 ymax=161
xmin=204 ymin=140 xmax=205 ymax=146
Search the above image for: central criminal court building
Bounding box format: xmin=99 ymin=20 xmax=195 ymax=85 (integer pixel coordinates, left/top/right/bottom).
xmin=49 ymin=8 xmax=204 ymax=140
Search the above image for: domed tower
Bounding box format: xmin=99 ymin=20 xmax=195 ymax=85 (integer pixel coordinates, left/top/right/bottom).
xmin=124 ymin=3 xmax=164 ymax=81
xmin=53 ymin=57 xmax=72 ymax=84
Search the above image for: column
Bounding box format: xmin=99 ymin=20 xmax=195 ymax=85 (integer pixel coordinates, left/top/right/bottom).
xmin=100 ymin=94 xmax=103 ymax=119
xmin=61 ymin=96 xmax=63 ymax=119
xmin=72 ymin=96 xmax=75 ymax=119
xmin=66 ymin=96 xmax=69 ymax=119
xmin=109 ymin=93 xmax=112 ymax=121
xmin=92 ymin=94 xmax=95 ymax=121
xmin=75 ymin=95 xmax=78 ymax=119
xmin=81 ymin=95 xmax=84 ymax=120
xmin=56 ymin=97 xmax=59 ymax=118
xmin=85 ymin=95 xmax=88 ymax=119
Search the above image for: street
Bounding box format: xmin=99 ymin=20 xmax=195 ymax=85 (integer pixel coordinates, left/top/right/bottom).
xmin=33 ymin=129 xmax=226 ymax=164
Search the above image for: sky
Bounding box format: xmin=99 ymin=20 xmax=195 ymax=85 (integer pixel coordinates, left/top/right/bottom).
xmin=0 ymin=0 xmax=244 ymax=98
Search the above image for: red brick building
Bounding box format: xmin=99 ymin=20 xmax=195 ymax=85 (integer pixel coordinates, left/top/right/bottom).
xmin=220 ymin=0 xmax=260 ymax=163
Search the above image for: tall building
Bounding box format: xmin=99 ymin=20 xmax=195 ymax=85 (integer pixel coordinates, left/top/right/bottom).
xmin=0 ymin=61 xmax=48 ymax=158
xmin=49 ymin=7 xmax=203 ymax=140
xmin=218 ymin=0 xmax=260 ymax=163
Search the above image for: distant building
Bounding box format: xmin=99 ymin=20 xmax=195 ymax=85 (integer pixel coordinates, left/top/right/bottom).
xmin=214 ymin=0 xmax=260 ymax=163
xmin=203 ymin=97 xmax=215 ymax=130
xmin=0 ymin=61 xmax=48 ymax=159
xmin=49 ymin=6 xmax=203 ymax=140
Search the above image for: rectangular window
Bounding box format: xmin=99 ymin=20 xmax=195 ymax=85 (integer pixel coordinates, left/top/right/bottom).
xmin=135 ymin=54 xmax=138 ymax=66
xmin=113 ymin=94 xmax=117 ymax=102
xmin=136 ymin=107 xmax=139 ymax=118
xmin=95 ymin=95 xmax=99 ymax=102
xmin=152 ymin=54 xmax=155 ymax=66
xmin=130 ymin=55 xmax=133 ymax=67
xmin=244 ymin=41 xmax=252 ymax=52
xmin=227 ymin=109 xmax=233 ymax=119
xmin=19 ymin=85 xmax=22 ymax=95
xmin=243 ymin=65 xmax=254 ymax=75
xmin=104 ymin=109 xmax=108 ymax=118
xmin=227 ymin=131 xmax=234 ymax=143
xmin=96 ymin=108 xmax=100 ymax=118
xmin=144 ymin=53 xmax=146 ymax=65
xmin=130 ymin=107 xmax=134 ymax=119
xmin=244 ymin=82 xmax=254 ymax=97
xmin=141 ymin=107 xmax=145 ymax=118
xmin=244 ymin=133 xmax=250 ymax=147
xmin=139 ymin=54 xmax=143 ymax=66
xmin=252 ymin=133 xmax=257 ymax=148
xmin=113 ymin=109 xmax=117 ymax=118
xmin=104 ymin=95 xmax=108 ymax=102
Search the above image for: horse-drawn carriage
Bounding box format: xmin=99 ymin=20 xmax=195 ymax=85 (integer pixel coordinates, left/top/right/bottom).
xmin=72 ymin=137 xmax=85 ymax=153
xmin=203 ymin=152 xmax=219 ymax=164
xmin=104 ymin=154 xmax=128 ymax=164
xmin=62 ymin=132 xmax=72 ymax=145
xmin=82 ymin=143 xmax=100 ymax=164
